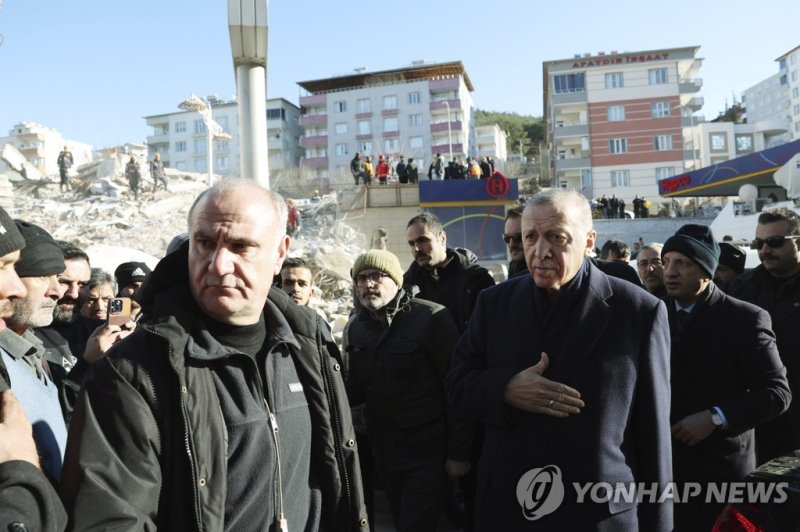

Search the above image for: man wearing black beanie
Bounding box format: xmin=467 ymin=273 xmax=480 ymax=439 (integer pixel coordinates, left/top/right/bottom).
xmin=714 ymin=242 xmax=746 ymax=289
xmin=0 ymin=210 xmax=68 ymax=531
xmin=662 ymin=223 xmax=790 ymax=531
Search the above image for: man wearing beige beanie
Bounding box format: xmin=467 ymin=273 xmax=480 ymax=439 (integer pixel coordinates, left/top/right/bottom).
xmin=345 ymin=249 xmax=471 ymax=531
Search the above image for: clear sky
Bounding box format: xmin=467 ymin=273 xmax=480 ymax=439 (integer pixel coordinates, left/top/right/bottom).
xmin=0 ymin=0 xmax=797 ymax=149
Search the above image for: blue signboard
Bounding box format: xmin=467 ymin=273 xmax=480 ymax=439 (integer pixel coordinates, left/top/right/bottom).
xmin=418 ymin=175 xmax=519 ymax=261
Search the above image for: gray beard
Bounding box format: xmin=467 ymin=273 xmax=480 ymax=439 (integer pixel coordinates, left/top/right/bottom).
xmin=52 ymin=305 xmax=74 ymax=326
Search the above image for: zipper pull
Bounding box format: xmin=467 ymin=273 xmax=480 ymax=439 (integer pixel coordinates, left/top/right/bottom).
xmin=277 ymin=516 xmax=288 ymax=532
xmin=269 ymin=412 xmax=279 ymax=434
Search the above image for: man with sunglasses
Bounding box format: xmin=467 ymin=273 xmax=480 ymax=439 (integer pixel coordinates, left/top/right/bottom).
xmin=503 ymin=205 xmax=527 ymax=279
xmin=728 ymin=208 xmax=800 ymax=463
xmin=345 ymin=250 xmax=470 ymax=531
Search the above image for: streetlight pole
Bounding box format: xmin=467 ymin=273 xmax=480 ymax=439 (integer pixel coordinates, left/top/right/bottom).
xmin=442 ymin=100 xmax=453 ymax=161
xmin=179 ymin=94 xmax=233 ymax=187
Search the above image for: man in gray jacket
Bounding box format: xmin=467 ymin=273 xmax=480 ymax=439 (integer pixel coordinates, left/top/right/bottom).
xmin=62 ymin=180 xmax=368 ymax=531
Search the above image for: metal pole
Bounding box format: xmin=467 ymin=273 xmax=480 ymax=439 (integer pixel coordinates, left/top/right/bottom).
xmin=237 ymin=64 xmax=269 ymax=188
xmin=443 ymin=100 xmax=452 ymax=161
xmin=207 ymin=102 xmax=214 ymax=186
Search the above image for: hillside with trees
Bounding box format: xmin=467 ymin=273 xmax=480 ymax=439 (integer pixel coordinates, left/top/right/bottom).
xmin=474 ymin=110 xmax=545 ymax=160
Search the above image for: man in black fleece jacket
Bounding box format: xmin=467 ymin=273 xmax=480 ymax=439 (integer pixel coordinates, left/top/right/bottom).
xmin=61 ymin=180 xmax=368 ymax=531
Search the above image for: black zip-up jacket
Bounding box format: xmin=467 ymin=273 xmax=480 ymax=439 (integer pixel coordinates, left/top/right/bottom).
xmin=60 ymin=247 xmax=368 ymax=531
xmin=404 ymin=247 xmax=495 ymax=333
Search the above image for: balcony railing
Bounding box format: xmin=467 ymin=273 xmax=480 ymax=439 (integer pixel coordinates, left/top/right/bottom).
xmin=300 ymin=135 xmax=328 ymax=147
xmin=678 ymin=78 xmax=703 ymax=93
xmin=299 ymin=114 xmax=328 ymax=127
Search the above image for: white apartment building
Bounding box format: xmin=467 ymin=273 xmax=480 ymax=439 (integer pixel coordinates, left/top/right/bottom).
xmin=296 ymin=61 xmax=476 ymax=186
xmin=742 ymin=44 xmax=800 ymax=144
xmin=475 ymin=124 xmax=508 ymax=163
xmin=0 ymin=122 xmax=93 ymax=176
xmin=544 ymin=46 xmax=703 ymax=202
xmin=144 ymin=97 xmax=303 ymax=179
xmin=692 ymin=121 xmax=787 ymax=167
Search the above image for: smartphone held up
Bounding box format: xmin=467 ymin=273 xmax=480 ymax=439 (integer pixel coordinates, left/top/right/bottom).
xmin=107 ymin=297 xmax=132 ymax=326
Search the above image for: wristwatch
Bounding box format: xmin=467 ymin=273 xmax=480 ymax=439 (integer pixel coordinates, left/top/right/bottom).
xmin=709 ymin=408 xmax=724 ymax=429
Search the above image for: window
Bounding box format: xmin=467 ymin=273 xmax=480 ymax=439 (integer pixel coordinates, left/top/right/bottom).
xmin=408 ymin=92 xmax=421 ymax=104
xmin=656 ymin=167 xmax=675 ymax=180
xmin=384 ymin=138 xmax=399 ymax=153
xmin=194 ymin=139 xmax=207 ymax=154
xmin=195 ymin=159 xmax=207 ymax=172
xmin=735 ymin=135 xmax=753 ymax=153
xmin=794 ymin=104 xmax=800 ymax=116
xmin=609 ymin=138 xmax=628 ymax=154
xmin=409 ymin=114 xmax=423 ymax=126
xmin=357 ymin=120 xmax=371 ymax=135
xmin=194 ymin=120 xmax=206 ymax=134
xmin=651 ymin=101 xmax=671 ymax=118
xmin=793 ymin=87 xmax=799 ymax=98
xmin=175 ymin=161 xmax=187 ymax=171
xmin=648 ymin=68 xmax=668 ymax=85
xmin=709 ymin=133 xmax=727 ymax=151
xmin=357 ymin=99 xmax=371 ymax=113
xmin=553 ymin=73 xmax=586 ymax=93
xmin=793 ymin=71 xmax=798 ymax=82
xmin=215 ymin=156 xmax=229 ymax=170
xmin=409 ymin=136 xmax=423 ymax=149
xmin=216 ymin=116 xmax=228 ymax=131
xmin=334 ymin=101 xmax=347 ymax=113
xmin=215 ymin=140 xmax=229 ymax=152
xmin=359 ymin=141 xmax=373 ymax=154
xmin=607 ymin=105 xmax=625 ymax=121
xmin=383 ymin=117 xmax=399 ymax=132
xmin=267 ymin=108 xmax=286 ymax=120
xmin=382 ymin=95 xmax=397 ymax=110
xmin=335 ymin=122 xmax=348 ymax=134
xmin=611 ymin=170 xmax=630 ymax=187
xmin=175 ymin=141 xmax=187 ymax=152
xmin=335 ymin=143 xmax=348 ymax=156
xmin=604 ymin=72 xmax=624 ymax=89
xmin=654 ymin=135 xmax=673 ymax=151
xmin=175 ymin=121 xmax=186 ymax=133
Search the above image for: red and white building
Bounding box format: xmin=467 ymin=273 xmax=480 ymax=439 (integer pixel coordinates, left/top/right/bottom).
xmin=543 ymin=46 xmax=703 ymax=202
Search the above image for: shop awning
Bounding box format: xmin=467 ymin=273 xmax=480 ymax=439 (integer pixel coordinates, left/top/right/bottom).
xmin=658 ymin=138 xmax=800 ymax=197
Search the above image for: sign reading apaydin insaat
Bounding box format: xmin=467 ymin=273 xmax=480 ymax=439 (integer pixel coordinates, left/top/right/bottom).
xmin=571 ymin=52 xmax=670 ymax=69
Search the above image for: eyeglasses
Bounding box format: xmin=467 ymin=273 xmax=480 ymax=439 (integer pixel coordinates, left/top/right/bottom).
xmin=502 ymin=233 xmax=522 ymax=244
xmin=750 ymin=235 xmax=800 ymax=250
xmin=355 ymin=272 xmax=389 ymax=285
xmin=637 ymin=258 xmax=664 ymax=269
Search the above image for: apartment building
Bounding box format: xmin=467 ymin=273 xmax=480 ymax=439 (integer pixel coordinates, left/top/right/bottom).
xmin=737 ymin=44 xmax=800 ymax=152
xmin=0 ymin=122 xmax=93 ymax=176
xmin=297 ymin=61 xmax=475 ymax=186
xmin=144 ymin=97 xmax=302 ymax=179
xmin=475 ymin=124 xmax=508 ymax=163
xmin=544 ymin=46 xmax=703 ymax=202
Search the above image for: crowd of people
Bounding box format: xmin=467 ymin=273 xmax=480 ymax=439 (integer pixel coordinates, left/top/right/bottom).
xmin=349 ymin=153 xmax=498 ymax=186
xmin=2 ymin=181 xmax=800 ymax=532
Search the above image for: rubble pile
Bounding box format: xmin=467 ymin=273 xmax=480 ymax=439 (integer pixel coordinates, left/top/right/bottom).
xmin=10 ymin=170 xmax=368 ymax=333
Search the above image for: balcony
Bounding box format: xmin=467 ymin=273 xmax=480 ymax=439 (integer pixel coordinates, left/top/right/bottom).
xmin=299 ymin=93 xmax=326 ymax=106
xmin=685 ymin=96 xmax=704 ymax=111
xmin=554 ymin=153 xmax=590 ymax=170
xmin=147 ymin=133 xmax=170 ymax=145
xmin=753 ymin=118 xmax=789 ymax=135
xmin=551 ymin=91 xmax=587 ymax=105
xmin=356 ymin=134 xmax=373 ymax=141
xmin=356 ymin=112 xmax=373 ymax=119
xmin=430 ymin=121 xmax=462 ymax=133
xmin=299 ymin=114 xmax=328 ymax=127
xmin=301 ymin=156 xmax=328 ymax=169
xmin=679 ymin=78 xmax=703 ymax=93
xmin=429 ymin=78 xmax=460 ymax=91
xmin=381 ymin=108 xmax=399 ymax=117
xmin=300 ymin=135 xmax=328 ymax=147
xmin=429 ymin=99 xmax=460 ymax=112
xmin=553 ymin=123 xmax=588 ymax=137
xmin=432 ymin=143 xmax=464 ymax=155
xmin=382 ymin=131 xmax=400 ymax=138
xmin=681 ymin=115 xmax=705 ymax=127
